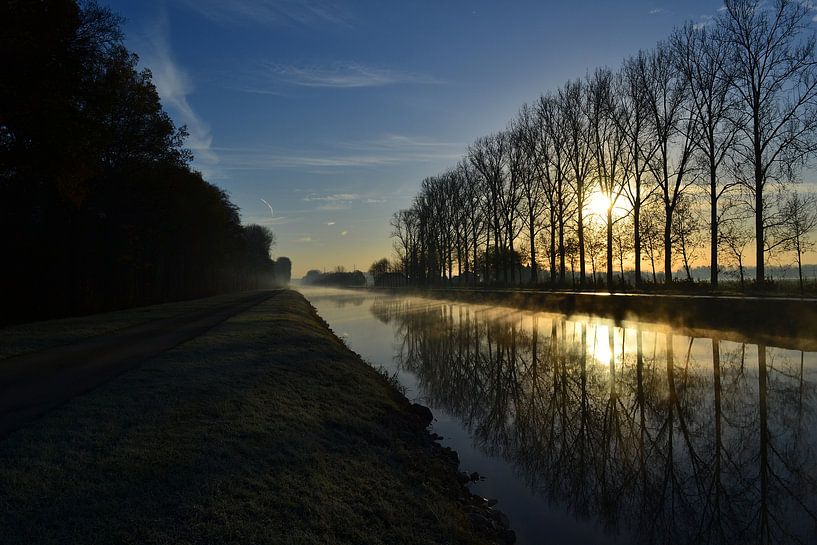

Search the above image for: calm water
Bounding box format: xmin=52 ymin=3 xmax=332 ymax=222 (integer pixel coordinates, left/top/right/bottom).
xmin=299 ymin=287 xmax=817 ymax=545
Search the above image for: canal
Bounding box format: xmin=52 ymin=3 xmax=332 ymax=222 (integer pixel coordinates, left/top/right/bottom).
xmin=299 ymin=287 xmax=817 ymax=545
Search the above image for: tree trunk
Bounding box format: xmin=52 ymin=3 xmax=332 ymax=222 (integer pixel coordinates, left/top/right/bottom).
xmin=558 ymin=210 xmax=566 ymax=284
xmin=710 ymin=162 xmax=718 ymax=287
xmin=664 ymin=206 xmax=673 ymax=284
xmin=755 ymin=147 xmax=765 ymax=284
xmin=578 ymin=206 xmax=586 ymax=286
xmin=473 ymin=223 xmax=478 ymax=285
xmin=797 ymin=242 xmax=804 ymax=293
xmin=493 ymin=210 xmax=500 ymax=285
xmin=529 ymin=210 xmax=538 ymax=284
xmin=633 ymin=202 xmax=642 ymax=288
xmin=606 ymin=207 xmax=614 ymax=291
xmin=550 ymin=208 xmax=557 ymax=284
xmin=739 ymin=258 xmax=745 ymax=288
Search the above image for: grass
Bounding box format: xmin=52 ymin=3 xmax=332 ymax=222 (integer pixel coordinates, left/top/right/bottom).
xmin=0 ymin=290 xmax=494 ymax=545
xmin=0 ymin=291 xmax=267 ymax=360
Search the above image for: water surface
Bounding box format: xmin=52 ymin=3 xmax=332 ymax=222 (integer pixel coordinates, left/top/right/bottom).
xmin=299 ymin=287 xmax=817 ymax=545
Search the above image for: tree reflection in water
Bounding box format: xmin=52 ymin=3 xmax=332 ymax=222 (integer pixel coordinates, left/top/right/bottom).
xmin=370 ymin=298 xmax=817 ymax=545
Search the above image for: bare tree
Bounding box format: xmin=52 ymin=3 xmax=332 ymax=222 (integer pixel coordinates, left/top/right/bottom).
xmin=640 ymin=200 xmax=665 ymax=283
xmin=671 ymin=194 xmax=704 ymax=281
xmin=589 ymin=67 xmax=631 ymax=289
xmin=619 ymin=53 xmax=660 ymax=287
xmin=502 ymin=128 xmax=528 ymax=283
xmin=613 ymin=217 xmax=634 ymax=282
xmin=673 ymin=22 xmax=740 ymax=287
xmin=642 ymin=41 xmax=698 ymax=283
xmin=537 ymin=93 xmax=572 ymax=284
xmin=516 ymin=103 xmax=549 ymax=284
xmin=585 ymin=218 xmax=606 ymax=285
xmin=720 ymin=0 xmax=817 ymax=283
xmin=469 ymin=133 xmax=508 ymax=284
xmin=718 ymin=199 xmax=753 ymax=288
xmin=774 ymin=191 xmax=817 ymax=291
xmin=561 ymin=79 xmax=595 ymax=285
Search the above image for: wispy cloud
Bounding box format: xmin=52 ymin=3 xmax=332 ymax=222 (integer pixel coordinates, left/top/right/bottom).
xmin=213 ymin=134 xmax=462 ymax=171
xmin=304 ymin=193 xmax=360 ymax=202
xmin=306 ymin=193 xmax=356 ymax=211
xmin=301 ymin=192 xmax=388 ymax=211
xmin=649 ymin=8 xmax=665 ymax=15
xmin=257 ymin=61 xmax=443 ymax=89
xmin=143 ymin=13 xmax=218 ymax=169
xmin=176 ymin=0 xmax=350 ymax=27
xmin=243 ymin=215 xmax=294 ymax=227
xmin=317 ymin=203 xmax=351 ymax=211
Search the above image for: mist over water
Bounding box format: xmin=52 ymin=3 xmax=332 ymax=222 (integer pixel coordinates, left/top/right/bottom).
xmin=300 ymin=287 xmax=817 ymax=545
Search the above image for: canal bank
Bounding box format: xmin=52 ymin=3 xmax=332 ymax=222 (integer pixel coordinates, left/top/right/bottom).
xmin=0 ymin=290 xmax=511 ymax=545
xmin=364 ymin=287 xmax=817 ymax=351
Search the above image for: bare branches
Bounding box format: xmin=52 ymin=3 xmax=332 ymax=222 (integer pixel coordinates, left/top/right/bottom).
xmin=390 ymin=0 xmax=817 ymax=289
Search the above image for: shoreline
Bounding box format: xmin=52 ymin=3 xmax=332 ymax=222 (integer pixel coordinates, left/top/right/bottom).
xmin=350 ymin=286 xmax=817 ymax=352
xmin=0 ymin=290 xmax=513 ymax=544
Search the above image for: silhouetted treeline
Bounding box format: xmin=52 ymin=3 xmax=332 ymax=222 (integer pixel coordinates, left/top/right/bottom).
xmin=302 ymin=269 xmax=366 ymax=287
xmin=392 ymin=0 xmax=817 ymax=290
xmin=0 ymin=1 xmax=284 ymax=324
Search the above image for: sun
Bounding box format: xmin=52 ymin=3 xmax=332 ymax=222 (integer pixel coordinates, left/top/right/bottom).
xmin=585 ymin=191 xmax=632 ymax=220
xmin=586 ymin=192 xmax=612 ymax=218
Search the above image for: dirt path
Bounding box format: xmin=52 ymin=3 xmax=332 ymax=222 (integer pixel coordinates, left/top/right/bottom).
xmin=0 ymin=290 xmax=278 ymax=438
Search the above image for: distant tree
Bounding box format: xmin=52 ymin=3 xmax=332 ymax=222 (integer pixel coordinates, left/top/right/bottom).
xmin=671 ymin=195 xmax=704 ymax=281
xmin=274 ymin=257 xmax=292 ymax=285
xmin=613 ymin=217 xmax=634 ymax=283
xmin=640 ymin=201 xmax=665 ymax=283
xmin=303 ymin=269 xmax=322 ymax=284
xmin=774 ymin=192 xmax=817 ymax=291
xmin=585 ymin=219 xmax=606 ymax=285
xmin=719 ymin=212 xmax=754 ymax=287
xmin=369 ymin=258 xmax=390 ymax=278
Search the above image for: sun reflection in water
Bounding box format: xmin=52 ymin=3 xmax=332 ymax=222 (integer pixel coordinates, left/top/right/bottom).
xmin=591 ymin=324 xmax=622 ymax=367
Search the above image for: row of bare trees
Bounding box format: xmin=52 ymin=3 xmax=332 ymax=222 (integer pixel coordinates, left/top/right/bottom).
xmin=391 ymin=0 xmax=817 ymax=289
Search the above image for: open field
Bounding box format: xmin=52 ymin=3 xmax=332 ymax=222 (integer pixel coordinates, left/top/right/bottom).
xmin=0 ymin=290 xmax=505 ymax=544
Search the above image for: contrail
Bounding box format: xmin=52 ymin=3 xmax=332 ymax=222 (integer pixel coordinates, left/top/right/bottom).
xmin=260 ymin=198 xmax=274 ymax=217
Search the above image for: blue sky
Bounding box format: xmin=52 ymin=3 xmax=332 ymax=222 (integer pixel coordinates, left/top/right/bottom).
xmin=107 ymin=0 xmax=726 ymax=276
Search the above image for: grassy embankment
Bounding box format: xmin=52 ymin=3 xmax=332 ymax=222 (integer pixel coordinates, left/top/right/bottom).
xmin=0 ymin=290 xmax=508 ymax=544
